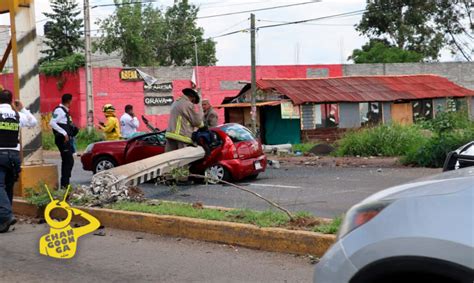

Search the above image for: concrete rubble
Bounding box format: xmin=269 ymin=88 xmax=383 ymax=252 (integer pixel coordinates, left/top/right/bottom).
xmin=72 ymin=172 xmax=144 ymax=206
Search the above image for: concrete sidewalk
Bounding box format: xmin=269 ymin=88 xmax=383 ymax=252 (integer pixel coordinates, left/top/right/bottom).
xmin=1 ymin=223 xmax=314 ymax=282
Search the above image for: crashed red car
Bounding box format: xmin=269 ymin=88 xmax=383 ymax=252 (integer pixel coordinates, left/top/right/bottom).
xmin=81 ymin=123 xmax=267 ymax=182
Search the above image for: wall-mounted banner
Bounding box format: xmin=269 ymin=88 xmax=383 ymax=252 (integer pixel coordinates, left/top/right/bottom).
xmin=144 ymin=82 xmax=173 ymax=92
xmin=144 ymin=96 xmax=174 ymax=106
xmin=119 ymin=69 xmax=140 ymax=81
xmin=281 ymin=101 xmax=300 ymax=119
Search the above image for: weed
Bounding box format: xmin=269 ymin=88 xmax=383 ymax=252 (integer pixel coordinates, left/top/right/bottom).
xmin=313 ymin=216 xmax=342 ymax=234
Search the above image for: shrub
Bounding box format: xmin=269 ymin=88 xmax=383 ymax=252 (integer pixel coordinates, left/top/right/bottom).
xmin=39 ymin=53 xmax=85 ymax=77
xmin=42 ymin=129 xmax=103 ymax=151
xmin=403 ymin=128 xmax=474 ymax=168
xmin=292 ymin=143 xmax=319 ymax=153
xmin=75 ymin=129 xmax=103 ymax=150
xmin=403 ymin=110 xmax=474 ymax=167
xmin=42 ymin=132 xmax=56 ymax=150
xmin=336 ymin=124 xmax=427 ymax=157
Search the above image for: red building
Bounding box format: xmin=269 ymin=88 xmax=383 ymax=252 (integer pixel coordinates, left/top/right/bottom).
xmin=0 ymin=64 xmax=343 ymax=131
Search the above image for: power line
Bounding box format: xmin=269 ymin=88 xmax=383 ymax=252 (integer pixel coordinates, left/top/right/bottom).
xmin=256 ymin=10 xmax=365 ymax=30
xmin=257 ymin=19 xmax=355 ymax=27
xmin=197 ymin=1 xmax=321 ymax=19
xmin=90 ymin=0 xmax=157 ymax=9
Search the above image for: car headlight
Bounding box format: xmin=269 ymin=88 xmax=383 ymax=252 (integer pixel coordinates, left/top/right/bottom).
xmin=337 ymin=200 xmax=393 ymax=240
xmin=84 ymin=144 xmax=94 ymax=154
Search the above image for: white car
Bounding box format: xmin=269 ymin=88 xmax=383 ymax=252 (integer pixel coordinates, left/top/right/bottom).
xmin=444 ymin=141 xmax=474 ymax=171
xmin=314 ymin=168 xmax=474 ymax=283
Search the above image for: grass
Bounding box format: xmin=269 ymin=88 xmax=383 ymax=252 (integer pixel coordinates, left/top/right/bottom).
xmin=109 ymin=201 xmax=341 ymax=234
xmin=313 ymin=216 xmax=342 ymax=234
xmin=24 ymin=187 xmax=341 ymax=234
xmin=292 ymin=143 xmax=319 ymax=153
xmin=42 ymin=129 xmax=103 ymax=151
xmin=336 ymin=124 xmax=426 ymax=157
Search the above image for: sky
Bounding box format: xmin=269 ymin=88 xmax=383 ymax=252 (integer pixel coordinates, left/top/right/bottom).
xmin=0 ymin=0 xmax=458 ymax=66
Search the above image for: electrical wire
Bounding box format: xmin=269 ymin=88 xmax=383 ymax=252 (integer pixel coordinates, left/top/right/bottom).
xmin=255 ymin=10 xmax=365 ymax=30
xmin=197 ymin=1 xmax=321 ymax=19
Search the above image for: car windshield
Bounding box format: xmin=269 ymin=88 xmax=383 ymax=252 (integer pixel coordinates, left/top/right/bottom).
xmin=220 ymin=124 xmax=255 ymax=142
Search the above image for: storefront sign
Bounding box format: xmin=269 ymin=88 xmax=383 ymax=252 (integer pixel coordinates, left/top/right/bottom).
xmin=144 ymin=96 xmax=174 ymax=106
xmin=119 ymin=69 xmax=140 ymax=81
xmin=144 ymin=82 xmax=173 ymax=92
xmin=281 ymin=101 xmax=300 ymax=119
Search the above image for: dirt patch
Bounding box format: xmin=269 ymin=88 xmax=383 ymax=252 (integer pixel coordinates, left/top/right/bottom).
xmin=288 ymin=216 xmax=322 ymax=230
xmin=273 ymin=155 xmax=402 ymax=168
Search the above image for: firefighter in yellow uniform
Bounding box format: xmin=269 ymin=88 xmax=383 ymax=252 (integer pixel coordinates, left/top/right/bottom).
xmin=165 ymin=88 xmax=204 ymax=152
xmin=98 ymin=104 xmax=121 ymax=141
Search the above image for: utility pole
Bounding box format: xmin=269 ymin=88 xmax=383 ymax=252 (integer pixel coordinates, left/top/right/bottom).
xmin=192 ymin=35 xmax=202 ymax=111
xmin=250 ymin=13 xmax=257 ymax=135
xmin=84 ymin=0 xmax=94 ymax=133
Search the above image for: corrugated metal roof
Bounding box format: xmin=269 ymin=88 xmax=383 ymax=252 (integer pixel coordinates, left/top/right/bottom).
xmin=256 ymin=75 xmax=474 ymax=105
xmin=217 ymin=101 xmax=281 ymax=108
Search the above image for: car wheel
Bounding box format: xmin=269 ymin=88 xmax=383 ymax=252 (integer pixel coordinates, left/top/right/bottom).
xmin=204 ymin=164 xmax=230 ymax=184
xmin=93 ymin=156 xmax=117 ymax=174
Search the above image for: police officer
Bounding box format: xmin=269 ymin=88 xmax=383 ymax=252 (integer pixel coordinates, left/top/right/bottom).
xmin=0 ymin=89 xmax=38 ymax=233
xmin=49 ymin=94 xmax=78 ymax=188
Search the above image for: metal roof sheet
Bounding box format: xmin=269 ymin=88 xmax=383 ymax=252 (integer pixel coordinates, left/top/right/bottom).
xmin=257 ymin=75 xmax=474 ymax=104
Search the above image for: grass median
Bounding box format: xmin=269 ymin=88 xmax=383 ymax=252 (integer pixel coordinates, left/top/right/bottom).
xmin=109 ymin=201 xmax=341 ymax=234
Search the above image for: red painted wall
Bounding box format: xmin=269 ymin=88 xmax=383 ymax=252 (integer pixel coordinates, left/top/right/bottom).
xmin=196 ymin=65 xmax=343 ymax=124
xmin=0 ymin=64 xmax=343 ymax=132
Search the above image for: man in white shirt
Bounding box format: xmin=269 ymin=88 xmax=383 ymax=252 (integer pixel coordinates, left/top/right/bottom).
xmin=120 ymin=104 xmax=139 ymax=138
xmin=0 ymin=89 xmax=37 ymax=233
xmin=49 ymin=94 xmax=77 ymax=189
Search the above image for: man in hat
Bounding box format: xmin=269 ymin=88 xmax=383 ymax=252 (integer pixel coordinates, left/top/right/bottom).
xmin=98 ymin=104 xmax=121 ymax=141
xmin=165 ymin=88 xmax=204 ymax=152
xmin=202 ymin=99 xmax=218 ymax=128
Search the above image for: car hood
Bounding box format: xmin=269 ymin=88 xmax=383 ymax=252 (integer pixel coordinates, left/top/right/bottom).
xmin=360 ymin=167 xmax=474 ymax=204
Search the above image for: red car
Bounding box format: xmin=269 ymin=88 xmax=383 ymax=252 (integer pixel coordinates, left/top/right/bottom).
xmin=81 ymin=123 xmax=267 ymax=182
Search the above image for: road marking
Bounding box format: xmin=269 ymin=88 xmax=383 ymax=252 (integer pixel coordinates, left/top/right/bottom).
xmin=249 ymin=183 xmax=302 ymax=189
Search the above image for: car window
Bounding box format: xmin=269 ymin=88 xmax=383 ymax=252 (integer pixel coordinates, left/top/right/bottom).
xmin=220 ymin=125 xmax=255 ymax=142
xmin=139 ymin=133 xmax=166 ymax=145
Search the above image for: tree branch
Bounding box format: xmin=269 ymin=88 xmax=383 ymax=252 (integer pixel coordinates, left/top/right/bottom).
xmin=449 ymin=31 xmax=472 ymax=61
xmin=189 ymin=174 xmax=295 ymax=220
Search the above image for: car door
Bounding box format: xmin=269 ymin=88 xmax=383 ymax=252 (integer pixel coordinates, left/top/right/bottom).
xmin=124 ymin=133 xmax=166 ymax=164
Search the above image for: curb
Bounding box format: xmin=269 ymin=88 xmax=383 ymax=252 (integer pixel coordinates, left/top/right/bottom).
xmin=13 ymin=199 xmax=336 ymax=257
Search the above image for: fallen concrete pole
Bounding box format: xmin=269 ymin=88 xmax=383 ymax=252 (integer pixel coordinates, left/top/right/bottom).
xmin=89 ymin=146 xmax=205 ymax=202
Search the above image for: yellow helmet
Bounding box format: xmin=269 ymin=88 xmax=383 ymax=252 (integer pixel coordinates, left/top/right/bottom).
xmin=102 ymin=104 xmax=115 ymax=112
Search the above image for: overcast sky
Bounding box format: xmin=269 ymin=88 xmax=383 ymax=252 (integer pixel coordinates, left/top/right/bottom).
xmin=0 ymin=0 xmax=457 ymax=66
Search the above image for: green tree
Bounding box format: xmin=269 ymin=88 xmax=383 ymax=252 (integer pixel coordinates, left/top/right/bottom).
xmin=42 ymin=0 xmax=83 ymax=61
xmin=355 ymin=0 xmax=473 ymax=61
xmin=96 ymin=0 xmax=217 ymax=67
xmin=95 ymin=1 xmax=164 ymax=66
xmin=349 ymin=39 xmax=424 ymax=63
xmin=158 ymin=0 xmax=217 ymax=66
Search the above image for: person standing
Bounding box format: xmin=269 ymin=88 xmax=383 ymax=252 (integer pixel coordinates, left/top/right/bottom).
xmin=50 ymin=93 xmax=78 ymax=189
xmin=0 ymin=89 xmax=38 ymax=233
xmin=202 ymin=99 xmax=218 ymax=128
xmin=120 ymin=104 xmax=139 ymax=138
xmin=165 ymin=88 xmax=204 ymax=152
xmin=98 ymin=104 xmax=121 ymax=141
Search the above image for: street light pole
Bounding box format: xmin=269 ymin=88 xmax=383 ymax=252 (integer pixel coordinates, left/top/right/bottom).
xmin=84 ymin=0 xmax=94 ymax=133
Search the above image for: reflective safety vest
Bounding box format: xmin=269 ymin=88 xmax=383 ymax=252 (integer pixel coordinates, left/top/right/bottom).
xmin=0 ymin=111 xmax=20 ymax=148
xmin=165 ymin=115 xmax=194 ymax=144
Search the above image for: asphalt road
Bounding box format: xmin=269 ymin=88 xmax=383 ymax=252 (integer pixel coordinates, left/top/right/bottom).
xmin=1 ymin=224 xmax=314 ymax=282
xmin=46 ymin=154 xmax=440 ymax=218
